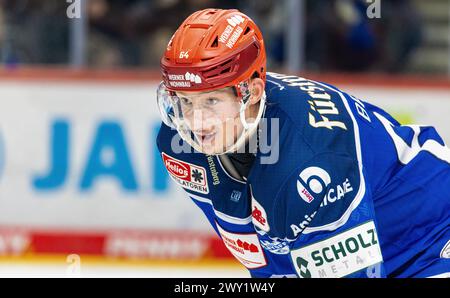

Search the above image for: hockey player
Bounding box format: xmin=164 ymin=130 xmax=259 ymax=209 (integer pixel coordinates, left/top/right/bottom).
xmin=156 ymin=8 xmax=450 ymax=278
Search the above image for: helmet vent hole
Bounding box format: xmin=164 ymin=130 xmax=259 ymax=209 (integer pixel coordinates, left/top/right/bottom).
xmin=220 ymin=67 xmax=231 ymax=74
xmin=244 ymin=27 xmax=251 ymax=35
xmin=211 ymin=36 xmax=219 ymax=48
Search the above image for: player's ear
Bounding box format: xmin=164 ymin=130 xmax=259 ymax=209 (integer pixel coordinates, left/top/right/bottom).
xmin=249 ymin=78 xmax=265 ymax=105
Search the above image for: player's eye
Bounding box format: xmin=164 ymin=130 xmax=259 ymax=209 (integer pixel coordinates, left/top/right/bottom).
xmin=180 ymin=97 xmax=192 ymax=106
xmin=206 ymin=98 xmax=218 ymax=105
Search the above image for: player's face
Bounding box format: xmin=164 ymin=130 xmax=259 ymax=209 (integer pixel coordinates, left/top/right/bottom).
xmin=176 ymin=88 xmax=243 ymax=154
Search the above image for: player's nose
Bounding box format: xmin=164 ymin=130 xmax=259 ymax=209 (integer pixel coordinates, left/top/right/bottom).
xmin=190 ymin=110 xmax=215 ymax=131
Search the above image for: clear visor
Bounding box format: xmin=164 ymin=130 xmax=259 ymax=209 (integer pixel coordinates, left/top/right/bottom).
xmin=157 ymin=81 xmax=262 ymax=155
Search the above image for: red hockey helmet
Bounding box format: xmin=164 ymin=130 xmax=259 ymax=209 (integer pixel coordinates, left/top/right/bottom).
xmin=160 ymin=8 xmax=266 ymax=95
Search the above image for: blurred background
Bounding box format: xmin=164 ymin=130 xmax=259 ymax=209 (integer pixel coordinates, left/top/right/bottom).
xmin=0 ymin=0 xmax=449 ymax=277
xmin=1 ymin=0 xmax=448 ymax=73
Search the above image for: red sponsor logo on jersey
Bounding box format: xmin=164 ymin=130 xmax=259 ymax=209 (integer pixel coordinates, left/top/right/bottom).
xmin=161 ymin=153 xmax=209 ymax=194
xmin=251 ymin=194 xmax=270 ymax=233
xmin=216 ymin=222 xmax=267 ymax=269
xmin=301 ymin=187 xmax=315 ymax=203
xmin=236 ymin=239 xmax=259 ymax=253
xmin=252 ymin=206 xmax=266 ymax=226
xmin=162 ymin=153 xmax=190 ymax=180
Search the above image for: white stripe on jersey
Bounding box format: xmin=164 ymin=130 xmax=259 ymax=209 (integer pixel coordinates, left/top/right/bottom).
xmin=426 ymin=272 xmax=450 ymax=278
xmin=189 ymin=193 xmax=252 ymax=225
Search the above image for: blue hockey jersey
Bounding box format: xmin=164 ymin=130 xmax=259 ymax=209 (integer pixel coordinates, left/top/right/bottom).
xmin=156 ymin=72 xmax=450 ymax=278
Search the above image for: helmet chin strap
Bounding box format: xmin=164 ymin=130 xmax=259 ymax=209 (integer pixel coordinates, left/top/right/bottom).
xmin=220 ymin=90 xmax=267 ymax=155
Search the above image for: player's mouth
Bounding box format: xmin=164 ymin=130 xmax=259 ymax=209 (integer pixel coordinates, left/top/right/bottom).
xmin=196 ymin=131 xmax=216 ymax=145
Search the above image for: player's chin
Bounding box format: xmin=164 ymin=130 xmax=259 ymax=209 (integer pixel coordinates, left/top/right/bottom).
xmin=198 ymin=139 xmax=219 ymax=154
xmin=203 ymin=141 xmax=230 ymax=155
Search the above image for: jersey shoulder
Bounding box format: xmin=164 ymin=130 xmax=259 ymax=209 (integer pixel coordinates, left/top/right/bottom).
xmin=264 ymin=72 xmax=360 ymax=161
xmin=252 ymin=73 xmax=368 ymax=240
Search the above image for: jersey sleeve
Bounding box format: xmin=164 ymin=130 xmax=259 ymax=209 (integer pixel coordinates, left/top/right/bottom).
xmin=271 ymin=152 xmax=386 ymax=278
